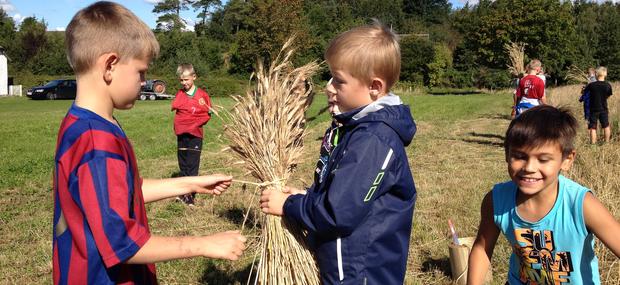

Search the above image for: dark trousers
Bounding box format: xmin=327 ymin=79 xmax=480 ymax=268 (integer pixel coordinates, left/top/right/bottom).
xmin=177 ymin=134 xmax=203 ymax=198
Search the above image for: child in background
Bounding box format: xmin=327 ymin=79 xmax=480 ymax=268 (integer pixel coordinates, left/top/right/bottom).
xmin=171 ymin=64 xmax=213 ymax=205
xmin=514 ymin=60 xmax=546 ymax=116
xmin=467 ymin=105 xmax=620 ymax=284
xmin=583 ymin=66 xmax=613 ymax=144
xmin=260 ymin=22 xmax=417 ymax=284
xmin=54 ymin=2 xmax=245 ymax=284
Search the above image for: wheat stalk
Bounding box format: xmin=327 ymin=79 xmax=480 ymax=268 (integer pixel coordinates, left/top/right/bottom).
xmin=565 ymin=65 xmax=590 ymax=84
xmin=504 ymin=41 xmax=526 ymax=77
xmin=222 ymin=37 xmax=321 ymax=284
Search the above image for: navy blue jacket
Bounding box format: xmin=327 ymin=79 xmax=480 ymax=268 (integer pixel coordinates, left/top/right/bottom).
xmin=284 ymin=94 xmax=417 ymax=284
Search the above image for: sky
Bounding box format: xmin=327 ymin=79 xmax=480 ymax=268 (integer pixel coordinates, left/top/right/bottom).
xmin=1 ymin=0 xmax=470 ymax=32
xmin=0 ymin=0 xmax=201 ymax=31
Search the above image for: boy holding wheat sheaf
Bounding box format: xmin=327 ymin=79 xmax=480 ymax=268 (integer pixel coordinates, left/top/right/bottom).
xmin=260 ymin=21 xmax=417 ymax=284
xmin=467 ymin=105 xmax=620 ymax=284
xmin=53 ymin=2 xmax=245 ymax=284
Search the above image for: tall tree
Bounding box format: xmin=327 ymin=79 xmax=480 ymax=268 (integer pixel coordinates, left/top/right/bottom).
xmin=17 ymin=17 xmax=47 ymax=64
xmin=229 ymin=0 xmax=310 ymax=74
xmin=153 ymin=0 xmax=192 ymax=31
xmin=192 ymin=0 xmax=221 ymax=35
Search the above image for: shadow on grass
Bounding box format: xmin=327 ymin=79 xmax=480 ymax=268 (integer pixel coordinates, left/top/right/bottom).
xmin=462 ymin=132 xmax=505 ymax=148
xmin=220 ymin=207 xmax=261 ymax=229
xmin=307 ymin=105 xmax=330 ymax=123
xmin=466 ymin=132 xmax=505 ymax=141
xmin=462 ymin=139 xmax=504 ymax=147
xmin=199 ymin=261 xmax=255 ymax=285
xmin=484 ymin=113 xmax=512 ymax=121
xmin=421 ymin=256 xmax=451 ymax=277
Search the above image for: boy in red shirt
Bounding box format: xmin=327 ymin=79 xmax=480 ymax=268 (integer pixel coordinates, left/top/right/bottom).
xmin=171 ymin=64 xmax=212 ymax=205
xmin=514 ymin=59 xmax=546 ymax=117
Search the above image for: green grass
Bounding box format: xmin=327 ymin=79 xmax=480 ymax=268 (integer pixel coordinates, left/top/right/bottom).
xmin=1 ymin=89 xmax=617 ymax=284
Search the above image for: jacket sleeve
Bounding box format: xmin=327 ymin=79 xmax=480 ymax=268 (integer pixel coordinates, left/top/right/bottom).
xmin=283 ymin=130 xmax=397 ymax=238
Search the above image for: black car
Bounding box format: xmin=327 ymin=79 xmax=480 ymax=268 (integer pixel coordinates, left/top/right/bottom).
xmin=26 ymin=79 xmax=77 ymax=100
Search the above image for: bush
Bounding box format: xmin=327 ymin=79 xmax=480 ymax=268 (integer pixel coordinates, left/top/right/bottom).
xmin=475 ymin=68 xmax=512 ymax=89
xmin=445 ymin=69 xmax=475 ymax=89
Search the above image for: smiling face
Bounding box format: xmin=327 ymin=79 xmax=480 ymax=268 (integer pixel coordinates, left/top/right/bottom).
xmin=329 ymin=69 xmax=373 ymax=113
xmin=507 ymin=141 xmax=575 ymax=197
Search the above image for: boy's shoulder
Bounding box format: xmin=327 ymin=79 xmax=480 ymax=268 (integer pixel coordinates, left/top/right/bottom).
xmin=56 ymin=105 xmax=127 ymax=161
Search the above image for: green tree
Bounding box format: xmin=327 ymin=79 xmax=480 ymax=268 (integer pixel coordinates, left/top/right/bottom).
xmin=0 ymin=9 xmax=16 ymax=52
xmin=595 ymin=3 xmax=620 ymax=80
xmin=229 ymin=0 xmax=310 ymax=74
xmin=192 ymin=0 xmax=221 ymax=36
xmin=153 ymin=0 xmax=192 ymax=31
xmin=453 ymin=0 xmax=578 ymax=83
xmin=17 ymin=17 xmax=47 ymax=65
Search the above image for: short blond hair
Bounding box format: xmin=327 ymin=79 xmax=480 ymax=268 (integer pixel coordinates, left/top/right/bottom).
xmin=526 ymin=59 xmax=542 ymax=72
xmin=65 ymin=1 xmax=159 ymax=75
xmin=596 ymin=66 xmax=607 ymax=78
xmin=176 ymin=64 xmax=196 ymax=77
xmin=325 ymin=21 xmax=401 ymax=90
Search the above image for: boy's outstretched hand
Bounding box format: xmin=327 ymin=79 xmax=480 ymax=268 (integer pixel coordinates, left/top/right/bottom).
xmin=260 ymin=188 xmax=292 ymax=216
xmin=185 ymin=174 xmax=232 ymax=195
xmin=202 ymin=230 xmax=247 ymax=261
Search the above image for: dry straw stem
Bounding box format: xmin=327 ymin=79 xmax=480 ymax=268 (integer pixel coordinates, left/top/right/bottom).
xmin=565 ymin=65 xmax=590 ymax=84
xmin=504 ymin=41 xmax=526 ymax=77
xmin=223 ymin=37 xmax=321 ymax=285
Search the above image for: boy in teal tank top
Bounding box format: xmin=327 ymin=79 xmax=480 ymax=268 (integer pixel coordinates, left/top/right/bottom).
xmin=468 ymin=105 xmax=620 ymax=284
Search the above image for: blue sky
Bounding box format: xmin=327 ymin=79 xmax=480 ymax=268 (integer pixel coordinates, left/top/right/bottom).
xmin=1 ymin=0 xmax=468 ymax=32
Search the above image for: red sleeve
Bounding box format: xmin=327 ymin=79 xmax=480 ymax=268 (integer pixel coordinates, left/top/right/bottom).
xmin=77 ymin=157 xmax=151 ymax=267
xmin=171 ymin=90 xmax=184 ymax=111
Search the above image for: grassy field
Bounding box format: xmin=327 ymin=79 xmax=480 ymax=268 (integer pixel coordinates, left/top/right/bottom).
xmin=0 ymin=85 xmax=619 ymax=284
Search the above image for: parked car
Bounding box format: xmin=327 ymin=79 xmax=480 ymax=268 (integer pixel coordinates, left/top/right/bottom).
xmin=26 ymin=79 xmax=77 ymax=100
xmin=139 ymin=79 xmax=172 ymax=100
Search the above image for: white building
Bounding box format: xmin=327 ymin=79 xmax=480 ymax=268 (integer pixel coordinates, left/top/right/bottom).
xmin=0 ymin=46 xmax=7 ymax=96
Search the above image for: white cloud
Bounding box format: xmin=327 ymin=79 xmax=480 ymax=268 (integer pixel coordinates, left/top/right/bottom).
xmin=55 ymin=27 xmax=65 ymax=32
xmin=144 ymin=0 xmax=162 ymax=4
xmin=182 ymin=17 xmax=195 ymax=32
xmin=0 ymin=0 xmax=15 ymax=13
xmin=12 ymin=13 xmax=24 ymax=24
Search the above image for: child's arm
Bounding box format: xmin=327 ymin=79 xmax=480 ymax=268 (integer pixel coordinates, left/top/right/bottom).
xmin=468 ymin=192 xmax=500 ymax=285
xmin=125 ymin=231 xmax=246 ymax=263
xmin=262 ymin=132 xmax=404 ymax=237
xmin=583 ymin=192 xmax=620 ymax=258
xmin=142 ymin=174 xmax=232 ymax=203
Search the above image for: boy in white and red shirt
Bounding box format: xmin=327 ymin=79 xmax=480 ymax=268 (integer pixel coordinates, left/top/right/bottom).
xmin=171 ymin=64 xmax=213 ymax=205
xmin=514 ymin=59 xmax=546 ymax=117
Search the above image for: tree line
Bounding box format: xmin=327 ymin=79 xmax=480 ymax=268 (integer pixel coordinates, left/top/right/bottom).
xmin=2 ymin=0 xmax=620 ymax=89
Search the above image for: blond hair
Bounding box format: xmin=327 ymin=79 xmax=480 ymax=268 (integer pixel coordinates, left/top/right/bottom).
xmin=176 ymin=63 xmax=196 ymax=77
xmin=596 ymin=66 xmax=607 ymax=78
xmin=325 ymin=21 xmax=401 ymax=90
xmin=526 ymin=59 xmax=542 ymax=72
xmin=65 ymin=1 xmax=159 ymax=75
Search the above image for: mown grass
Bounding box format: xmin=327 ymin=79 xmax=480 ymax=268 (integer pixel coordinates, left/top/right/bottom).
xmin=0 ymin=86 xmax=618 ymax=284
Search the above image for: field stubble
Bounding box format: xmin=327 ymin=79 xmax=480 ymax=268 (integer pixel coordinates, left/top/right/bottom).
xmin=1 ymin=85 xmax=619 ymax=284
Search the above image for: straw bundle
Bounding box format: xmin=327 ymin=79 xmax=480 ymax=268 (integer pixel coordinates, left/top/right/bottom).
xmin=223 ymin=37 xmax=321 ymax=284
xmin=565 ymin=65 xmax=590 ymax=84
xmin=504 ymin=41 xmax=526 ymax=77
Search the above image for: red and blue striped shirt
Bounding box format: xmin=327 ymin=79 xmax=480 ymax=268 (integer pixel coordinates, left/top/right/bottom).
xmin=53 ymin=104 xmax=156 ymax=284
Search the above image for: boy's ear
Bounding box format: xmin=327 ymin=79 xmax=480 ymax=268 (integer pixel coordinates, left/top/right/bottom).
xmin=561 ymin=150 xmax=577 ymax=171
xmin=369 ymin=77 xmax=386 ymax=98
xmin=102 ymin=53 xmax=119 ymax=83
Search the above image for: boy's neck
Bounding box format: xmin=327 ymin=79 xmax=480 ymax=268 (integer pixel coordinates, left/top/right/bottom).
xmin=74 ymin=73 xmax=117 ymax=125
xmin=185 ymin=85 xmax=196 ymax=95
xmin=515 ymin=180 xmax=559 ymax=223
